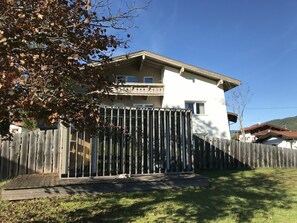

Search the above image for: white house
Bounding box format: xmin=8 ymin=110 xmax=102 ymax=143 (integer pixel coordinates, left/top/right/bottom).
xmin=101 ymin=50 xmax=241 ymax=139
xmin=259 ymin=133 xmax=297 ymax=149
xmin=9 ymin=123 xmax=23 ymax=134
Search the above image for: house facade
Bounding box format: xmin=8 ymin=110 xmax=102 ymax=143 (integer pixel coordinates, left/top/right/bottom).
xmin=101 ymin=50 xmax=241 ymax=139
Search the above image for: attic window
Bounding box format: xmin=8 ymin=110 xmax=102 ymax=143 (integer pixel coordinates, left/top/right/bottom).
xmin=144 ymin=77 xmax=153 ymax=83
xmin=185 ymin=101 xmax=205 ymax=115
xmin=127 ymin=76 xmax=137 ymax=82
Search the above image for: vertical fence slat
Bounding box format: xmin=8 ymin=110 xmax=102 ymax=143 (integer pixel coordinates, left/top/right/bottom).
xmin=116 ymin=107 xmax=120 ymax=175
xmin=158 ymin=109 xmax=162 ymax=173
xmin=152 ymin=110 xmax=156 ymax=173
xmin=44 ymin=130 xmax=53 ymax=173
xmin=293 ymin=149 xmax=297 ymax=168
xmin=135 ymin=109 xmax=138 ymax=174
xmin=102 ymin=107 xmax=107 ymax=176
xmin=52 ymin=129 xmax=60 ymax=173
xmin=173 ymin=111 xmax=177 ymax=172
xmin=229 ymin=139 xmax=235 ymax=169
xmin=225 ymin=139 xmax=230 ymax=169
xmin=1 ymin=140 xmax=10 ymax=179
xmin=80 ymin=132 xmax=84 ymax=177
xmin=199 ymin=136 xmax=203 ymax=171
xmin=128 ymin=108 xmax=132 ymax=175
xmin=36 ymin=131 xmax=45 ymax=173
xmin=109 ymin=108 xmax=113 ymax=176
xmin=0 ymin=138 xmax=3 ymax=179
xmin=146 ymin=109 xmax=150 ymax=173
xmin=122 ymin=107 xmax=126 ymax=174
xmin=10 ymin=133 xmax=20 ymax=177
xmin=28 ymin=131 xmax=37 ymax=174
xmin=18 ymin=132 xmax=28 ymax=175
xmin=142 ymin=109 xmax=146 ymax=173
xmin=294 ymin=149 xmax=297 ymax=168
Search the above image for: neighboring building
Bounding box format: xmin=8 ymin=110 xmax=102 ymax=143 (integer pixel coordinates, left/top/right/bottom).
xmin=239 ymin=123 xmax=287 ymax=142
xmin=239 ymin=123 xmax=297 ymax=149
xmin=9 ymin=119 xmax=52 ymax=134
xmin=9 ymin=122 xmax=23 ymax=134
xmin=100 ymin=50 xmax=241 ymax=139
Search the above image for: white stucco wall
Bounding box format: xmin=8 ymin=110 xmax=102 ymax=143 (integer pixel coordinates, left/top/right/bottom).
xmin=161 ymin=67 xmax=231 ymax=139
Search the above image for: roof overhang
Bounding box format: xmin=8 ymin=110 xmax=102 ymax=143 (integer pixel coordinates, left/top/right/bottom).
xmin=227 ymin=112 xmax=238 ymax=123
xmin=96 ymin=50 xmax=241 ymax=92
xmin=256 ymin=130 xmax=297 ymax=142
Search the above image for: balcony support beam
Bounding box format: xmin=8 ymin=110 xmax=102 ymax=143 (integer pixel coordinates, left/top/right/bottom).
xmin=139 ymin=55 xmax=145 ymax=71
xmin=179 ymin=66 xmax=185 ymax=75
xmin=217 ymin=79 xmax=224 ymax=87
xmin=109 ymin=83 xmax=164 ymax=97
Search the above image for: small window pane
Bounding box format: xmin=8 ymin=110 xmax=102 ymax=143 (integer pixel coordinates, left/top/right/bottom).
xmin=144 ymin=77 xmax=153 ymax=83
xmin=196 ymin=103 xmax=205 ymax=114
xmin=133 ymin=104 xmax=154 ymax=108
xmin=185 ymin=102 xmax=194 ymax=113
xmin=127 ymin=76 xmax=137 ymax=82
xmin=133 ymin=104 xmax=142 ymax=108
xmin=144 ymin=104 xmax=154 ymax=108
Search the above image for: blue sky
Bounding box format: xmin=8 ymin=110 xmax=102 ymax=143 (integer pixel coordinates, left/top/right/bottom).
xmin=116 ymin=0 xmax=297 ymax=129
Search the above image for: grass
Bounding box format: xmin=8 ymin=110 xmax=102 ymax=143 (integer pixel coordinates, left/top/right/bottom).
xmin=1 ymin=169 xmax=297 ymax=222
xmin=0 ymin=180 xmax=8 ymax=187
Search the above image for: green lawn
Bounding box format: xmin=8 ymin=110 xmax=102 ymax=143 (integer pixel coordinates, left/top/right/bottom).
xmin=1 ymin=169 xmax=297 ymax=222
xmin=0 ymin=180 xmax=8 ymax=188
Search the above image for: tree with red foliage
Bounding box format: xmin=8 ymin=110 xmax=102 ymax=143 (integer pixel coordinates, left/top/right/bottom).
xmin=0 ymin=0 xmax=145 ymax=137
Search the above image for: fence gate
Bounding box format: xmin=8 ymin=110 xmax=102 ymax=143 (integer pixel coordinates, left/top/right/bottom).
xmin=61 ymin=107 xmax=193 ymax=178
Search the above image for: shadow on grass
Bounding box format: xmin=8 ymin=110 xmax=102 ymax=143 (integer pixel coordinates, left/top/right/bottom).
xmin=63 ymin=169 xmax=295 ymax=223
xmin=1 ymin=169 xmax=296 ymax=222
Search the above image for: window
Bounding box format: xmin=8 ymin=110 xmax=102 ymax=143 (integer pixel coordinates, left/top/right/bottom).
xmin=116 ymin=75 xmax=137 ymax=83
xmin=127 ymin=76 xmax=137 ymax=83
xmin=133 ymin=104 xmax=154 ymax=108
xmin=196 ymin=103 xmax=205 ymax=114
xmin=116 ymin=76 xmax=126 ymax=83
xmin=185 ymin=101 xmax=205 ymax=115
xmin=144 ymin=77 xmax=153 ymax=83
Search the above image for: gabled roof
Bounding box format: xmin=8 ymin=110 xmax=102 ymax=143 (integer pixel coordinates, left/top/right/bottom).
xmin=256 ymin=129 xmax=297 ymax=141
xmin=243 ymin=123 xmax=287 ymax=133
xmin=109 ymin=50 xmax=241 ymax=91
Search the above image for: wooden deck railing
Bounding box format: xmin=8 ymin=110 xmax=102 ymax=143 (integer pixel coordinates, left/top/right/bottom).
xmin=110 ymin=83 xmax=164 ymax=96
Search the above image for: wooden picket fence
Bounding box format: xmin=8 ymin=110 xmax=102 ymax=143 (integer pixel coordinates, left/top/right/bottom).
xmin=60 ymin=106 xmax=193 ymax=178
xmin=194 ymin=135 xmax=297 ymax=170
xmin=0 ymin=129 xmax=60 ymax=180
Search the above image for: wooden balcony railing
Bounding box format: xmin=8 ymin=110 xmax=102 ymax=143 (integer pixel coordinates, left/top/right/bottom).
xmin=110 ymin=83 xmax=164 ymax=96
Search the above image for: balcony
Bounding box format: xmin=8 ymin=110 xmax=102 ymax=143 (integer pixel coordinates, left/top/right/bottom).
xmin=110 ymin=83 xmax=164 ymax=96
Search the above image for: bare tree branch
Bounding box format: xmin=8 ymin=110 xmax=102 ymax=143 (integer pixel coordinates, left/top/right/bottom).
xmin=227 ymin=85 xmax=252 ymax=142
